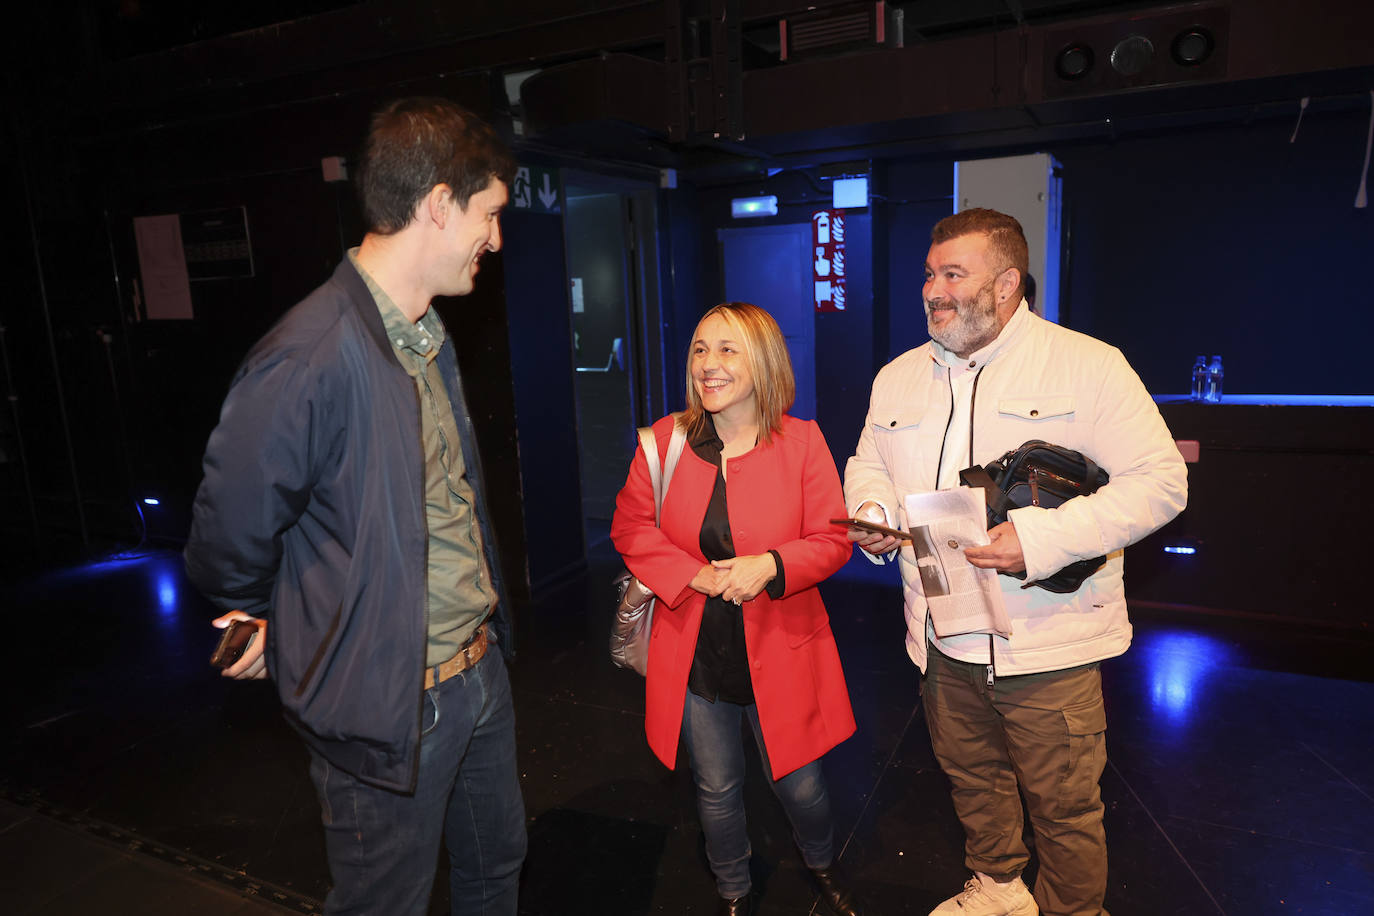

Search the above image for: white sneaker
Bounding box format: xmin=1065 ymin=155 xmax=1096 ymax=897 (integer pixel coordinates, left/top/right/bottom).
xmin=929 ymin=874 xmax=1038 ymax=916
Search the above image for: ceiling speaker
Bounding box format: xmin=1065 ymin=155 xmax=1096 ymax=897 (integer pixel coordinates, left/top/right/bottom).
xmin=1171 ymin=28 xmax=1216 ymax=66
xmin=1043 ymin=4 xmax=1228 ymax=101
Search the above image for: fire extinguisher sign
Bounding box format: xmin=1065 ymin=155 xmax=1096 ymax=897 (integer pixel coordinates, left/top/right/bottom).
xmin=812 ymin=209 xmax=846 ymax=312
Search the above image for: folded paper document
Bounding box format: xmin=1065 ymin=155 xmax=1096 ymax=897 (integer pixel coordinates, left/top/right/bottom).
xmin=903 ymin=488 xmax=1012 ymax=639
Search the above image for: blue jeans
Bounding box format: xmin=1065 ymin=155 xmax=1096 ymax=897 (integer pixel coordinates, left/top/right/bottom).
xmin=308 ymin=649 xmax=527 ymax=916
xmin=681 ymin=691 xmax=836 ymax=899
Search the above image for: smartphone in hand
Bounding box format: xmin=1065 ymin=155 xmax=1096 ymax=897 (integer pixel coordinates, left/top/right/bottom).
xmin=210 ymin=619 xmax=259 ymax=668
xmin=830 ymin=517 xmax=912 ymax=540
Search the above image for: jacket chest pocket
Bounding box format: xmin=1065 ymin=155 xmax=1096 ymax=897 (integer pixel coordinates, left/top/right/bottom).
xmin=871 ymin=405 xmax=926 ymax=436
xmin=993 ymin=397 xmax=1081 ymax=456
xmin=997 ymin=396 xmax=1076 ymax=425
xmin=869 ymin=405 xmax=931 ymax=491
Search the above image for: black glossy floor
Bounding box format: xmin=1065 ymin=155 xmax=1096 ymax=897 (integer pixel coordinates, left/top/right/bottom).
xmin=2 ymin=528 xmax=1371 ymax=916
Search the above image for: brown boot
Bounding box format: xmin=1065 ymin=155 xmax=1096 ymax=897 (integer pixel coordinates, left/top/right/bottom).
xmin=810 ymin=863 xmax=864 ymax=916
xmin=718 ymin=892 xmax=753 ymax=915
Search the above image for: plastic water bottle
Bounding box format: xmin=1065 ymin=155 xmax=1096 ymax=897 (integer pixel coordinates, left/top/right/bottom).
xmin=1190 ymin=356 xmax=1208 ymax=401
xmin=1205 ymin=355 xmax=1224 ymax=402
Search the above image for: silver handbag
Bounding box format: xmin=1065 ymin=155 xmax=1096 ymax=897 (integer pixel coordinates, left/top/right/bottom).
xmin=610 ymin=419 xmax=687 ymax=675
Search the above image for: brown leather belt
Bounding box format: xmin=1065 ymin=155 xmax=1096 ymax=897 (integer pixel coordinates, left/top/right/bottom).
xmin=423 ymin=625 xmax=489 ymax=689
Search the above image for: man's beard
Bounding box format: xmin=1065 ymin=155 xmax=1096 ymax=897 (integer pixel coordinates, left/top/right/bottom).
xmin=926 ymin=283 xmax=1000 ymax=357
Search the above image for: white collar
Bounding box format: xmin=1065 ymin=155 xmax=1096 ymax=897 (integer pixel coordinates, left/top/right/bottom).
xmin=930 ymin=299 xmax=1031 ymax=370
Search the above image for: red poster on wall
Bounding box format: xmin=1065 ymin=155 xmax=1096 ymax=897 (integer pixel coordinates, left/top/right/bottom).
xmin=812 ymin=209 xmax=846 ymax=312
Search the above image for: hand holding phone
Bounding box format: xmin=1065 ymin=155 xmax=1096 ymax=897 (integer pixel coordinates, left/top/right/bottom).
xmin=835 ymin=502 xmax=908 ymax=556
xmin=829 ymin=517 xmax=912 ymax=540
xmin=210 ymin=613 xmax=268 ymax=679
xmin=210 ymin=619 xmax=258 ymax=667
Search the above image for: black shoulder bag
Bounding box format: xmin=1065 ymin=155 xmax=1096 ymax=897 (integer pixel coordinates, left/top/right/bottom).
xmin=959 ymin=440 xmax=1110 ymax=594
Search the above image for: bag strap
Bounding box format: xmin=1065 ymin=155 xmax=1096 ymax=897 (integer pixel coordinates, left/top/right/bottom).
xmin=637 ymin=414 xmax=688 ymax=527
xmin=959 ymin=464 xmax=1013 ymax=520
xmin=637 ymin=426 xmax=663 ymax=522
xmin=1081 ymin=454 xmax=1103 ymax=494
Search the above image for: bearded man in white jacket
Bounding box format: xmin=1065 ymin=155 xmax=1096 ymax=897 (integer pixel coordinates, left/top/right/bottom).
xmin=844 ymin=209 xmax=1186 ymax=916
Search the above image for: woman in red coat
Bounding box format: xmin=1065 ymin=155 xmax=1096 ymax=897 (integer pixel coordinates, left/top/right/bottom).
xmin=611 ymin=302 xmax=862 ymax=916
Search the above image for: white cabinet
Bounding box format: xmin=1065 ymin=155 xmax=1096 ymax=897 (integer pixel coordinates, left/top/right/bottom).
xmin=954 ymin=153 xmax=1063 ymax=324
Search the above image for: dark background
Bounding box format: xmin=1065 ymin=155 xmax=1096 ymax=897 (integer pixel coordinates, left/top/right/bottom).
xmin=1 ymin=5 xmax=1372 ymax=913
xmin=2 ymin=0 xmax=1370 ymax=626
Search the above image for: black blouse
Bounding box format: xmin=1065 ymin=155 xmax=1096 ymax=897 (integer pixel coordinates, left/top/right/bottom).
xmin=686 ymin=415 xmax=786 ymax=706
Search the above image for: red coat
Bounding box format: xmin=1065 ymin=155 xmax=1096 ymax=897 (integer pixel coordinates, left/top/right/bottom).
xmin=611 ymin=413 xmax=856 ymax=779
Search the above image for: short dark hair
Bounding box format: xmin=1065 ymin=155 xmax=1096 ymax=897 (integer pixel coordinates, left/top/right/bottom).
xmin=931 ymin=208 xmax=1029 ymax=301
xmin=357 ymin=97 xmax=517 ymax=235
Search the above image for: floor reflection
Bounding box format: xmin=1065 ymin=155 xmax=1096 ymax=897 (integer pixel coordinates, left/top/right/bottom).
xmin=1 ymin=546 xmax=1370 ymax=915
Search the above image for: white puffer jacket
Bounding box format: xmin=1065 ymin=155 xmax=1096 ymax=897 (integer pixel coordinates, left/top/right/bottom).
xmin=844 ymin=304 xmax=1187 ymax=676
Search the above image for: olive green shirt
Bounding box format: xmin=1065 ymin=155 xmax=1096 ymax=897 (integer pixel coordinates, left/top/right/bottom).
xmin=348 ymin=249 xmax=494 ymax=667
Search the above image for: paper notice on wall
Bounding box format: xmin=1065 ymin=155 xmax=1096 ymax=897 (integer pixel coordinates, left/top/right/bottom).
xmin=133 ymin=214 xmax=193 ymax=320
xmin=903 ymin=488 xmax=1011 ymax=638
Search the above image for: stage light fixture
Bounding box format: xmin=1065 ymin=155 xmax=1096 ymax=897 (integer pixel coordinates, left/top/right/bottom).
xmin=731 ymin=195 xmax=778 ymax=218
xmin=143 ymin=498 xmax=161 ymax=506
xmin=1163 ymin=545 xmax=1197 ymax=555
xmin=1054 ymin=43 xmax=1094 ymax=81
xmin=1171 ymin=27 xmax=1214 ymax=66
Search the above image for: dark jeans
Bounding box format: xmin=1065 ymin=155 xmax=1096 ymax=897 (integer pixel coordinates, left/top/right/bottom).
xmin=308 ymin=649 xmax=526 ymax=916
xmin=681 ymin=691 xmax=836 ymax=899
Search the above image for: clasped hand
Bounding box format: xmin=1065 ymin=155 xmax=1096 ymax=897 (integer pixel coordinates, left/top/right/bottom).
xmin=689 ymin=553 xmax=778 ymax=605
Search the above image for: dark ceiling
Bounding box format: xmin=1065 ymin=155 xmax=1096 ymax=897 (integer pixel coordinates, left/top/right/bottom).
xmin=19 ymin=1 xmax=1374 ymax=183
xmin=92 ymin=0 xmax=1164 ymax=59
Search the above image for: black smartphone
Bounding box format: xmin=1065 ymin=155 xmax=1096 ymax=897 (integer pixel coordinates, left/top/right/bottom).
xmin=210 ymin=619 xmax=259 ymax=668
xmin=829 ymin=517 xmax=913 ymax=540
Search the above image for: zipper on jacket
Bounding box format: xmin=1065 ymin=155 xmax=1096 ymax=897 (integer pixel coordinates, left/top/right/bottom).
xmin=971 ymin=370 xmax=993 ymax=693
xmin=938 ymin=360 xmax=996 ymax=691
xmin=986 ymin=634 xmax=996 ymax=690
xmin=935 ymin=364 xmax=985 ymax=490
xmin=413 ymin=382 xmax=430 ymax=793
xmin=934 ymin=368 xmax=955 ymax=491
xmin=968 ymin=369 xmax=982 ymax=470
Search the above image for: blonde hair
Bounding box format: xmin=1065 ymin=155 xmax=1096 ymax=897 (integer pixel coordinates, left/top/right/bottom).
xmin=681 ymin=302 xmax=795 ymax=445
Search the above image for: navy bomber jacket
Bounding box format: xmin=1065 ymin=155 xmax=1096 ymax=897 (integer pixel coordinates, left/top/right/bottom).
xmin=185 ymin=258 xmax=514 ymax=792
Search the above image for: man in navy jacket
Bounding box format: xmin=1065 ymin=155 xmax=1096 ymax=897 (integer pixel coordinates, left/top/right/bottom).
xmin=185 ymin=97 xmax=524 ymax=915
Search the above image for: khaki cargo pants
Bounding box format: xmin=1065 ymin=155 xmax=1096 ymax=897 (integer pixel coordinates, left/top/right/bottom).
xmin=923 ymin=642 xmax=1110 ymax=916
